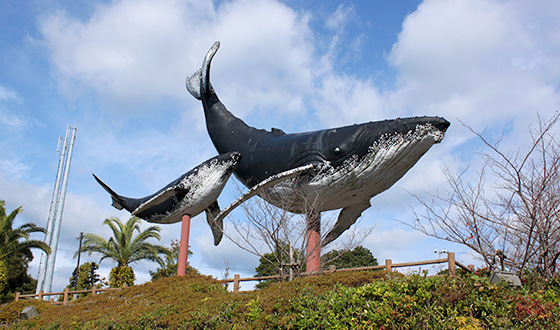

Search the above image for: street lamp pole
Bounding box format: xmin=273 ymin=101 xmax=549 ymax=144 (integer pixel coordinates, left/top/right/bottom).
xmin=73 ymin=232 xmax=84 ymax=291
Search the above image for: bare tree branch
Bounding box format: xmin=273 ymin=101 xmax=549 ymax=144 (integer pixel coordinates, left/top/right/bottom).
xmin=223 ymin=181 xmax=372 ymax=278
xmin=402 ymin=113 xmax=560 ymax=278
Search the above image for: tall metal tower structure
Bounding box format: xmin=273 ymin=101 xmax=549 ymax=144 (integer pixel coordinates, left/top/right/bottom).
xmin=36 ymin=125 xmax=77 ymax=294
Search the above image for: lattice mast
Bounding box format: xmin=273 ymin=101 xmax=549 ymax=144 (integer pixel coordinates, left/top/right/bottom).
xmin=36 ymin=125 xmax=77 ymax=294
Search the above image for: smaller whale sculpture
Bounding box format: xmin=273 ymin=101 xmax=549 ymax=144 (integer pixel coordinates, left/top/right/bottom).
xmin=93 ymin=152 xmax=241 ymax=245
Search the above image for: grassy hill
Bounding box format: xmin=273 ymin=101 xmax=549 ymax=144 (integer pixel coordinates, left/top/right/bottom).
xmin=1 ymin=270 xmax=559 ymax=329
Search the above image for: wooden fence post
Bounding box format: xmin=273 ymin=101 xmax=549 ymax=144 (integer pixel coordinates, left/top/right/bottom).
xmin=233 ymin=274 xmax=240 ymax=293
xmin=38 ymin=290 xmax=44 ymax=301
xmin=329 ymin=265 xmax=336 ymax=273
xmin=385 ymin=259 xmax=392 ymax=276
xmin=448 ymin=252 xmax=456 ymax=276
xmin=15 ymin=292 xmax=20 ymax=302
xmin=63 ymin=288 xmax=69 ymax=305
xmin=92 ymin=285 xmax=98 ymax=295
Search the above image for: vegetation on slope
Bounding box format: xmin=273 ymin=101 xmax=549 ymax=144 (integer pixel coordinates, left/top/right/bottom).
xmin=1 ymin=270 xmax=559 ymax=329
xmin=0 ymin=201 xmax=50 ymax=299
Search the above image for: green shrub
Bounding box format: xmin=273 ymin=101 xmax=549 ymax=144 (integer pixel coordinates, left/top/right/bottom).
xmin=109 ymin=265 xmax=134 ymax=288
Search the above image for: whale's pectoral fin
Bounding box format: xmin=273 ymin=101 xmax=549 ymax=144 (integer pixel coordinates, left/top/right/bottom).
xmin=323 ymin=200 xmax=371 ymax=247
xmin=205 ymin=201 xmax=223 ymax=246
xmin=212 ymin=164 xmax=316 ymax=228
xmin=131 ymin=187 xmax=190 ymax=216
xmin=93 ymin=174 xmax=125 ymax=210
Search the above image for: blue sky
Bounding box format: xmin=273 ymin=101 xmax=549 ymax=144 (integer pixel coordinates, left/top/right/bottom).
xmin=1 ymin=0 xmax=559 ymax=292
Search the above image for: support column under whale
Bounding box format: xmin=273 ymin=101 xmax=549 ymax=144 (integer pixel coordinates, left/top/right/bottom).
xmin=177 ymin=214 xmax=191 ymax=276
xmin=306 ymin=210 xmax=321 ymax=273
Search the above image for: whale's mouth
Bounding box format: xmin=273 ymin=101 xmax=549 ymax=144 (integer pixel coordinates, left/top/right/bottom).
xmin=340 ymin=123 xmax=442 ymax=173
xmin=420 ymin=122 xmax=447 ymax=143
xmin=341 ymin=122 xmax=447 ymax=178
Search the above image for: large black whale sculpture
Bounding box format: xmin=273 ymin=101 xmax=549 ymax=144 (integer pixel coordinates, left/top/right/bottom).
xmin=93 ymin=151 xmax=241 ymax=245
xmin=186 ymin=42 xmax=450 ymax=245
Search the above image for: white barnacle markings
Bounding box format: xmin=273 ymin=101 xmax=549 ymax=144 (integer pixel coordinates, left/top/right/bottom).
xmin=133 ymin=157 xmax=238 ymax=223
xmin=264 ymin=123 xmax=445 ymax=213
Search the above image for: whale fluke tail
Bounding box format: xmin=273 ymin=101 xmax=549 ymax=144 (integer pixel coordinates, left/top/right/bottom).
xmin=186 ymin=69 xmax=202 ymax=100
xmin=92 ymin=174 xmax=125 ymax=211
xmin=186 ymin=41 xmax=220 ymax=100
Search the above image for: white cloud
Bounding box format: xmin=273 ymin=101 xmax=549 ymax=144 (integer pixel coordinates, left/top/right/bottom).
xmin=198 ymin=0 xmax=315 ymax=122
xmin=322 ymin=4 xmax=364 ymax=74
xmin=0 ymin=111 xmax=27 ymax=131
xmin=38 ymin=0 xmax=209 ymax=110
xmin=325 ymin=5 xmax=353 ymax=31
xmin=38 ymin=0 xmax=315 ymax=121
xmin=361 ymin=225 xmax=425 ymax=260
xmin=0 ymin=175 xmax=52 ymax=228
xmin=0 ymin=85 xmax=20 ymax=101
xmin=0 ymin=85 xmax=26 ymax=130
xmin=0 ymin=158 xmax=31 ymax=179
xmin=0 ymin=85 xmax=35 ymax=180
xmin=312 ymin=73 xmax=388 ymax=127
xmin=378 ymin=0 xmax=560 ymax=230
xmin=388 ymin=0 xmax=560 ymax=129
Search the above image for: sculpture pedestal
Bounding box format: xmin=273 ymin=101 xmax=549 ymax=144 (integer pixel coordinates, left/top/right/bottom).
xmin=306 ymin=211 xmax=321 ymax=273
xmin=177 ymin=214 xmax=191 ymax=276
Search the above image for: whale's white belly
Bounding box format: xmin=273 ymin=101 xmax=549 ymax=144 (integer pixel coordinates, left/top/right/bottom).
xmin=134 ymin=160 xmax=234 ymax=223
xmin=264 ymin=124 xmax=444 ymax=213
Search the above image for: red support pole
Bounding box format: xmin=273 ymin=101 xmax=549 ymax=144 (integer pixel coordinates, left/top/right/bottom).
xmin=177 ymin=214 xmax=191 ymax=276
xmin=306 ymin=210 xmax=321 ymax=273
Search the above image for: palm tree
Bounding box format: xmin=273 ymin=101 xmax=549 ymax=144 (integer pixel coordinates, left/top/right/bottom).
xmin=0 ymin=201 xmax=51 ymax=292
xmin=78 ymin=217 xmax=170 ymax=287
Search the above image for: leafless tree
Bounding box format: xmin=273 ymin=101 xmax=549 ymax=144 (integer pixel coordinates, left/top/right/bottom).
xmin=223 ymin=181 xmax=373 ymax=279
xmin=403 ymin=113 xmax=560 ymax=278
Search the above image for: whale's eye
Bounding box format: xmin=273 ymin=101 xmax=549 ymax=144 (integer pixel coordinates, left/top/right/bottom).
xmin=334 ymin=147 xmax=341 ymax=153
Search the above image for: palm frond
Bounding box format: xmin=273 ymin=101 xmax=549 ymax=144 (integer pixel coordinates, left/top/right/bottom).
xmin=80 ymin=217 xmax=168 ymax=270
xmin=0 ymin=201 xmax=49 ymax=262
